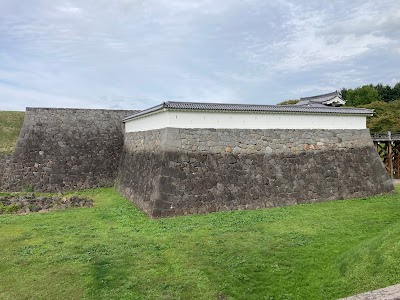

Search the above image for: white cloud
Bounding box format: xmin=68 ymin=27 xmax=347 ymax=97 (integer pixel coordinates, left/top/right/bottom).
xmin=56 ymin=3 xmax=82 ymax=15
xmin=0 ymin=0 xmax=399 ymax=110
xmin=293 ymin=84 xmax=338 ymax=96
xmin=0 ymin=83 xmax=91 ymax=110
xmin=276 ymin=33 xmax=391 ymax=71
xmin=239 ymin=0 xmax=399 ymax=72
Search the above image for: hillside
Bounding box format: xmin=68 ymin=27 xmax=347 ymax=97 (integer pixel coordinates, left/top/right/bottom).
xmin=0 ymin=111 xmax=25 ymax=154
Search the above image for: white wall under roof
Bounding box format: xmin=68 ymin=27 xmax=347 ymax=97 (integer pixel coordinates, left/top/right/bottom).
xmin=124 ymin=110 xmax=367 ymax=132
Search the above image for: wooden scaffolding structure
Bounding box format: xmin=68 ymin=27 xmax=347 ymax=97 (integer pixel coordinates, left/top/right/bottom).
xmin=371 ymin=132 xmax=400 ymax=179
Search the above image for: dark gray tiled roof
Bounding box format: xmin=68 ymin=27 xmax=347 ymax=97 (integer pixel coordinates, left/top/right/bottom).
xmin=300 ymin=91 xmax=341 ymax=102
xmin=123 ymin=101 xmax=373 ymax=122
xmin=297 ymin=91 xmax=345 ymax=107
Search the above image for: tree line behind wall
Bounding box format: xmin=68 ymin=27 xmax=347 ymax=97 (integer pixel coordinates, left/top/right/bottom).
xmin=341 ymin=83 xmax=400 ymax=106
xmin=341 ymin=83 xmax=400 ymax=133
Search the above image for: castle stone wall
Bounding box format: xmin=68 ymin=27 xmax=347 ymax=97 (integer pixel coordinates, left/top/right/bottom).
xmin=118 ymin=128 xmax=394 ymax=217
xmin=0 ymin=154 xmax=13 ymax=189
xmin=117 ymin=129 xmax=165 ymax=215
xmin=0 ymin=108 xmax=138 ymax=192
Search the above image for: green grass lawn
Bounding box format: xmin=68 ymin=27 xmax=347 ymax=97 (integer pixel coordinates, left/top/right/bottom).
xmin=1 ymin=187 xmax=400 ymax=300
xmin=0 ymin=111 xmax=25 ymax=154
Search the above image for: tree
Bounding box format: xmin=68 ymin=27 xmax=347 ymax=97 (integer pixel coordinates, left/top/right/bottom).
xmin=277 ymin=99 xmax=299 ymax=105
xmin=393 ymin=82 xmax=400 ymax=101
xmin=363 ymin=100 xmax=400 ymax=132
xmin=375 ymin=84 xmax=393 ymax=102
xmin=344 ymin=85 xmax=381 ymax=106
xmin=341 ymin=88 xmax=348 ymax=100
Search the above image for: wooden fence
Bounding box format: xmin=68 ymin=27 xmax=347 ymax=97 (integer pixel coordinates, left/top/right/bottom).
xmin=371 ymin=132 xmax=400 ymax=179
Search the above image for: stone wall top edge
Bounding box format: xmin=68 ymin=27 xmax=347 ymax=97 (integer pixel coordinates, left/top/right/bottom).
xmin=126 ymin=127 xmax=370 ymax=133
xmin=26 ymin=107 xmax=140 ymax=113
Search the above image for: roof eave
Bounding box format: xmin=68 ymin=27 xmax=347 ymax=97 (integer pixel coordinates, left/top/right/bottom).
xmin=300 ymin=91 xmax=340 ymax=101
xmin=122 ymin=103 xmax=166 ymax=122
xmin=123 ymin=106 xmax=373 ymax=122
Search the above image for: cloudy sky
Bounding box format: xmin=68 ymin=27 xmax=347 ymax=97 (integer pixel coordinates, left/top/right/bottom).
xmin=0 ymin=0 xmax=399 ymax=111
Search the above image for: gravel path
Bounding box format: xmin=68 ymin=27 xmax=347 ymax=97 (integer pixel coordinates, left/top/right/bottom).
xmin=339 ymin=284 xmax=400 ymax=300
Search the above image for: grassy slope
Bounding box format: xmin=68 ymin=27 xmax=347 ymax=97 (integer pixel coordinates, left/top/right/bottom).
xmin=0 ymin=111 xmax=25 ymax=154
xmin=0 ymin=187 xmax=399 ymax=300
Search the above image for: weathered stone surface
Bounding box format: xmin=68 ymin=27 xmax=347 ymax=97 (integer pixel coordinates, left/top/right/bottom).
xmin=0 ymin=154 xmax=13 ymax=189
xmin=0 ymin=108 xmax=138 ymax=192
xmin=118 ymin=128 xmax=394 ymax=218
xmin=117 ymin=129 xmax=164 ymax=215
xmin=1 ymin=110 xmax=394 ymax=218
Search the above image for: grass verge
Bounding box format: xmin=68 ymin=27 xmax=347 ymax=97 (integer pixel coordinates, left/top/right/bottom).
xmin=0 ymin=111 xmax=25 ymax=154
xmin=0 ymin=186 xmax=399 ymax=299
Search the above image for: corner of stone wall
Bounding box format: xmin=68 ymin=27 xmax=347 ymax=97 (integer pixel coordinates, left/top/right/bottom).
xmin=12 ymin=109 xmax=32 ymax=160
xmin=0 ymin=110 xmax=30 ymax=191
xmin=116 ymin=128 xmax=170 ymax=218
xmin=148 ymin=127 xmax=175 ymax=218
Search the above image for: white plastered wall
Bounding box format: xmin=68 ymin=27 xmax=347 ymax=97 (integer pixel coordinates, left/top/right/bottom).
xmin=124 ymin=110 xmax=367 ymax=132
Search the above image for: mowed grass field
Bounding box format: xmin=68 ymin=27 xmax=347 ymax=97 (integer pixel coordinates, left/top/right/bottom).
xmin=0 ymin=111 xmax=25 ymax=154
xmin=0 ymin=186 xmax=400 ymax=300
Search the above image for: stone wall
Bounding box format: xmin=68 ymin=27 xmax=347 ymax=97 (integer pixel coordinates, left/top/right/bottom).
xmin=0 ymin=108 xmax=138 ymax=192
xmin=118 ymin=128 xmax=394 ymax=218
xmin=0 ymin=154 xmax=13 ymax=189
xmin=118 ymin=130 xmax=165 ymax=215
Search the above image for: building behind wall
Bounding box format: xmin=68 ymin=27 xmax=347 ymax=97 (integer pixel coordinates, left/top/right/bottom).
xmin=119 ymin=101 xmax=394 ymax=218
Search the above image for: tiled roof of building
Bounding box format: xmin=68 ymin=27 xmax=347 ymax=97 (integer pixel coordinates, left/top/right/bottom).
xmin=123 ymin=101 xmax=373 ymax=122
xmin=297 ymin=91 xmax=346 ymax=107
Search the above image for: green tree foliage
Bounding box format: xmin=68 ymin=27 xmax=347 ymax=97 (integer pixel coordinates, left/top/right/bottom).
xmin=375 ymin=84 xmax=394 ymax=102
xmin=393 ymin=82 xmax=400 ymax=100
xmin=343 ymin=85 xmax=381 ymax=106
xmin=363 ymin=100 xmax=400 ymax=133
xmin=342 ymin=82 xmax=400 ymax=105
xmin=341 ymin=82 xmax=400 ymax=132
xmin=277 ymin=99 xmax=299 ymax=105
